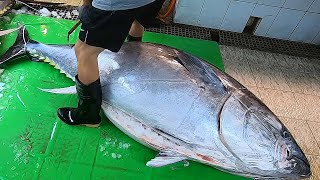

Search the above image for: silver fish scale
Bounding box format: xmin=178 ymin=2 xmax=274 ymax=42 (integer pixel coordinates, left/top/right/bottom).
xmin=100 ymin=43 xmax=229 ymax=147
xmin=27 ymin=43 xmax=78 ymax=78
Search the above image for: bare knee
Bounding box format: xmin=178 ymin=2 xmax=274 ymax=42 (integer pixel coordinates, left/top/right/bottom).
xmin=129 ymin=20 xmax=144 ymax=37
xmin=75 ymin=40 xmax=104 ymax=63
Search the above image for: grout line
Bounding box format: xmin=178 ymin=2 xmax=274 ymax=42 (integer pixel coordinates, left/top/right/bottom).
xmin=196 ymin=0 xmax=207 ymax=26
xmin=306 ymin=121 xmax=320 ymax=153
xmin=263 ymin=5 xmax=282 ymax=37
xmin=219 ymin=0 xmax=232 ymax=29
xmin=288 ymin=11 xmax=307 ymax=40
xmin=306 ymin=0 xmax=317 ymax=11
xmin=281 ymin=0 xmax=287 ymax=8
xmin=306 ymin=120 xmax=320 ymax=123
xmin=305 ymin=152 xmax=320 ymax=156
xmin=311 ymin=30 xmax=320 ymax=44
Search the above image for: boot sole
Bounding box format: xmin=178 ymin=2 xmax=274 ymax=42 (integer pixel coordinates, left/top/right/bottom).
xmin=83 ymin=123 xmax=101 ymax=128
xmin=57 ymin=112 xmax=101 ymax=128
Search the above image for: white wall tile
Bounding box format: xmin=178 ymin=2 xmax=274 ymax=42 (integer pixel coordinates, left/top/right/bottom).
xmin=173 ymin=0 xmax=204 ymax=26
xmin=283 ymin=0 xmax=314 ymax=11
xmin=290 ymin=13 xmax=320 ymax=43
xmin=173 ymin=0 xmax=320 ymax=44
xmin=266 ymin=8 xmax=305 ymax=40
xmin=176 ymin=0 xmax=204 ymax=9
xmin=174 ymin=6 xmax=201 ymax=26
xmin=309 ymin=0 xmax=320 ymax=13
xmin=220 ymin=1 xmax=256 ymax=32
xmin=252 ymin=5 xmax=281 ymax=36
xmin=198 ymin=0 xmax=231 ymax=29
xmin=258 ymin=0 xmax=285 ymax=7
xmin=312 ymin=31 xmax=320 ymax=45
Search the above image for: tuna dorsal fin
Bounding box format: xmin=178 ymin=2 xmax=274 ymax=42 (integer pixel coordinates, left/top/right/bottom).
xmin=0 ymin=26 xmax=32 ymax=65
xmin=173 ymin=49 xmax=226 ymax=93
xmin=146 ymin=150 xmax=187 ymax=167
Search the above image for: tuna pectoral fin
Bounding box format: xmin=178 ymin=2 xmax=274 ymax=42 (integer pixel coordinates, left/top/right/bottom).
xmin=39 ymin=86 xmax=76 ymax=94
xmin=146 ymin=150 xmax=187 ymax=167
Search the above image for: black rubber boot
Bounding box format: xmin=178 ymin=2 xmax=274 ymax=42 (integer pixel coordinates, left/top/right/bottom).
xmin=57 ymin=75 xmax=102 ymax=127
xmin=127 ymin=34 xmax=142 ymax=42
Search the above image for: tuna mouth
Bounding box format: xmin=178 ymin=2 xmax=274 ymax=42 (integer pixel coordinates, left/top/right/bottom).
xmin=301 ymin=171 xmax=312 ymax=178
xmin=291 ymin=156 xmax=312 ymax=178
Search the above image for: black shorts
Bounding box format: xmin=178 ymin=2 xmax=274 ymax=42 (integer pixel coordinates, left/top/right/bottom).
xmin=78 ymin=0 xmax=165 ymax=52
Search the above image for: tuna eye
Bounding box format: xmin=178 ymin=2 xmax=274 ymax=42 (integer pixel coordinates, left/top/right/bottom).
xmin=282 ymin=131 xmax=289 ymax=138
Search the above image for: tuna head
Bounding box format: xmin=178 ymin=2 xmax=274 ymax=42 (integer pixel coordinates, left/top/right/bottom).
xmin=217 ymin=71 xmax=311 ymax=179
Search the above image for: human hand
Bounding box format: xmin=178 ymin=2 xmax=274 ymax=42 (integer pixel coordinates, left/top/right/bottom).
xmin=82 ymin=0 xmax=92 ymax=6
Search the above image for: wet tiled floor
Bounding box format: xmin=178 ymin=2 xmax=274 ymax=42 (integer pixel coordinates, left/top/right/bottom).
xmin=220 ymin=45 xmax=320 ymax=180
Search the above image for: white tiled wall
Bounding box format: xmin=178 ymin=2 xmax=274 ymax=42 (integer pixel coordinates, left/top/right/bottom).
xmin=252 ymin=5 xmax=281 ymax=36
xmin=290 ymin=12 xmax=320 ymax=43
xmin=266 ymin=8 xmax=305 ymax=40
xmin=282 ymin=0 xmax=314 ymax=11
xmin=257 ymin=0 xmax=285 ymax=7
xmin=313 ymin=31 xmax=320 ymax=44
xmin=309 ymin=0 xmax=320 ymax=13
xmin=174 ymin=0 xmax=320 ymax=45
xmin=198 ymin=0 xmax=230 ymax=29
xmin=220 ymin=1 xmax=256 ymax=32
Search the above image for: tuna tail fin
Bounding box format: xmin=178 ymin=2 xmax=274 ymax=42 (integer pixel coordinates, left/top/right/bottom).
xmin=0 ymin=26 xmax=31 ymax=65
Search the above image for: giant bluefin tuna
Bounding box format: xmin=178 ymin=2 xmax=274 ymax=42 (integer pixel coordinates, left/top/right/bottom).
xmin=0 ymin=27 xmax=311 ymax=179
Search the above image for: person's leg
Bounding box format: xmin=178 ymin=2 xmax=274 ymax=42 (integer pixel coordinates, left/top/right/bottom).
xmin=127 ymin=20 xmax=144 ymax=42
xmin=57 ymin=5 xmax=134 ymax=127
xmin=57 ymin=39 xmax=104 ymax=128
xmin=75 ymin=39 xmax=104 ymax=85
xmin=129 ymin=0 xmax=165 ymax=42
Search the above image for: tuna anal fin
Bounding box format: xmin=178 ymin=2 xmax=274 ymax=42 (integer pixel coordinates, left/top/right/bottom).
xmin=39 ymin=86 xmax=76 ymax=94
xmin=146 ymin=150 xmax=187 ymax=167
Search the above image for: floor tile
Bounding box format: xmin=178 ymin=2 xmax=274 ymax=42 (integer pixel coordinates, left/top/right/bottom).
xmin=257 ymin=88 xmax=299 ymax=118
xmin=280 ymin=117 xmax=320 ymax=155
xmin=306 ymin=155 xmax=320 ymax=180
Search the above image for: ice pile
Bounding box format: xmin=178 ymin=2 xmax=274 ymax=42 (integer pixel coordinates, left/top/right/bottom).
xmin=11 ymin=6 xmax=79 ymax=19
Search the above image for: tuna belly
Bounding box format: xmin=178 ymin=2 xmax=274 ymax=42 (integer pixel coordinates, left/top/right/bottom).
xmin=101 ymin=101 xmax=192 ymax=152
xmin=101 ymin=102 xmax=240 ymax=173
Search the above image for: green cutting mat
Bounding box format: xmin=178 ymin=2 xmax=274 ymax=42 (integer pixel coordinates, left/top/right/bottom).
xmin=0 ymin=14 xmax=247 ymax=180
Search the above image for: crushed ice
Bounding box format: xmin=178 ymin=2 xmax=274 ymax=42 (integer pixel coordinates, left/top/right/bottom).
xmin=11 ymin=6 xmax=79 ymax=19
xmin=99 ymin=133 xmax=131 ymax=159
xmin=39 ymin=8 xmax=51 ymax=17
